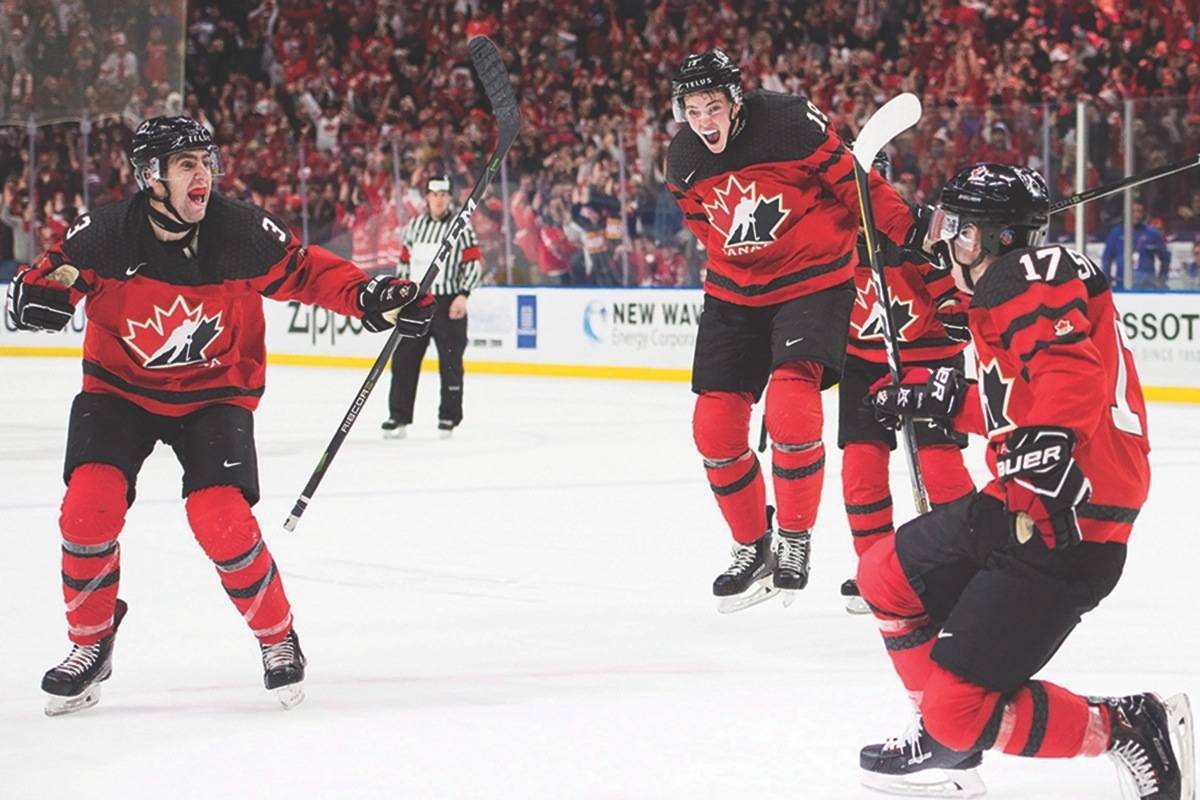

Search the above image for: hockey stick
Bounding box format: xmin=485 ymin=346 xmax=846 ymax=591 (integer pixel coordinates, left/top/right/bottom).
xmin=283 ymin=36 xmax=520 ymax=532
xmin=850 ymin=93 xmax=931 ymax=515
xmin=1049 ymin=153 xmax=1200 ymax=216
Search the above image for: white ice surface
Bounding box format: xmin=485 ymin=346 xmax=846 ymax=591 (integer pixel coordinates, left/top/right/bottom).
xmin=1 ymin=358 xmax=1197 ymax=799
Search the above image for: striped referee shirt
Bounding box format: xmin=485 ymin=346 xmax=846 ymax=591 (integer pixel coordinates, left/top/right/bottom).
xmin=396 ymin=209 xmax=482 ymax=296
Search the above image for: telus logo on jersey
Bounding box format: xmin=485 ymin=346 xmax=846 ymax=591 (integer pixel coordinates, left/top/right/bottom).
xmin=701 ymin=175 xmax=790 ymax=256
xmin=123 ymin=295 xmax=225 ymax=369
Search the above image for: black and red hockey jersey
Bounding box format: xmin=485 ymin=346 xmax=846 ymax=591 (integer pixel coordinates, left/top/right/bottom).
xmin=666 ymin=91 xmax=915 ymax=307
xmin=848 ymin=237 xmax=967 ymax=364
xmin=35 ymin=192 xmax=370 ymax=417
xmin=951 ymin=243 xmax=1150 ymax=544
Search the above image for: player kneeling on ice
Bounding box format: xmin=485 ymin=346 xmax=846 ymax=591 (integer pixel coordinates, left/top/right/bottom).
xmin=665 ymin=50 xmax=925 ymax=613
xmin=858 ymin=163 xmax=1193 ymax=799
xmin=4 ymin=115 xmax=434 ymax=715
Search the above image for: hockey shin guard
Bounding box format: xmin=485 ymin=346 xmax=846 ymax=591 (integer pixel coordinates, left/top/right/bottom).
xmin=842 ymin=441 xmax=894 ymax=557
xmin=922 ymin=669 xmax=1111 ymax=758
xmin=59 ymin=464 xmax=128 ymax=645
xmin=694 ymin=392 xmax=766 ymax=544
xmin=186 ymin=486 xmax=293 ymax=643
xmin=765 ymin=361 xmax=824 ymax=534
xmin=917 ymin=444 xmax=975 ymax=507
xmin=858 ymin=535 xmax=937 ymax=706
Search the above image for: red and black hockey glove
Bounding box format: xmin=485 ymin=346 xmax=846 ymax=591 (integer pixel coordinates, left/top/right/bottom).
xmin=996 ymin=426 xmax=1092 ymax=550
xmin=5 ymin=263 xmax=78 ymax=332
xmin=357 ymin=276 xmax=433 ymax=336
xmin=934 ymin=294 xmax=971 ymax=344
xmin=868 ymin=366 xmax=968 ymax=431
xmin=394 ymin=292 xmax=435 ymax=339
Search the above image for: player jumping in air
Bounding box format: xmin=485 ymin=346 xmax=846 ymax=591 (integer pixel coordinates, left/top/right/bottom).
xmin=666 ymin=49 xmax=923 ymax=612
xmin=5 ymin=116 xmax=434 ymax=714
xmin=859 ymin=163 xmax=1193 ymax=799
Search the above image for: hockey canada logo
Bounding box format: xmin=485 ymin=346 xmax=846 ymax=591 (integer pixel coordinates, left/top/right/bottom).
xmin=853 ymin=282 xmax=917 ymax=341
xmin=978 ymin=357 xmax=1016 ymax=435
xmin=123 ymin=295 xmax=224 ymax=369
xmin=701 ymin=176 xmax=790 ymax=256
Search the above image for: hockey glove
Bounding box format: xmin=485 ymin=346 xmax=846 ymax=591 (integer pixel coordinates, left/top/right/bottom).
xmin=868 ymin=366 xmax=968 ymax=430
xmin=6 ymin=263 xmax=78 ymax=332
xmin=394 ymin=292 xmax=435 ymax=339
xmin=904 ymin=203 xmax=936 ymax=257
xmin=357 ymin=276 xmax=429 ymax=334
xmin=996 ymin=426 xmax=1092 ymax=550
xmin=934 ymin=294 xmax=971 ymax=344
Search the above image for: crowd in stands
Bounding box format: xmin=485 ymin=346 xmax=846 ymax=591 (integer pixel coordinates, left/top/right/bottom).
xmin=2 ymin=0 xmax=1200 ymax=288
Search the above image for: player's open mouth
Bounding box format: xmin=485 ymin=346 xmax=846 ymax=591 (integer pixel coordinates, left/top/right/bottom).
xmin=702 ymin=129 xmax=721 ymax=145
xmin=187 ymin=188 xmax=208 ymax=208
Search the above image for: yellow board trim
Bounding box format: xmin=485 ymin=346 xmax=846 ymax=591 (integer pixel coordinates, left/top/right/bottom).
xmin=3 ymin=345 xmax=1198 ymax=400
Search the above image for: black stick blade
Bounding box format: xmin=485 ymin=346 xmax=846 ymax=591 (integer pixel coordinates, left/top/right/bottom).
xmin=469 ymin=36 xmax=520 ymax=136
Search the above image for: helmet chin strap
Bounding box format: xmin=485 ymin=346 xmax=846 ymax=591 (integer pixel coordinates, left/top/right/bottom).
xmin=145 ymin=185 xmax=197 ymax=235
xmin=935 ymin=239 xmax=986 ymax=293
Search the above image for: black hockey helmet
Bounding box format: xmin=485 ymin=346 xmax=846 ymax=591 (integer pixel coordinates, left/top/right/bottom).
xmin=671 ymin=48 xmax=743 ymax=123
xmin=129 ymin=115 xmax=223 ymax=191
xmin=928 ymin=163 xmax=1049 ymax=262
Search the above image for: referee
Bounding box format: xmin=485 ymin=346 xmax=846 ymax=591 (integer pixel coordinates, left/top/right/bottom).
xmin=383 ymin=174 xmax=482 ymax=439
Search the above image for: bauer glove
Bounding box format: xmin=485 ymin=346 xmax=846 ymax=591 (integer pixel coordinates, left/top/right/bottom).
xmin=997 ymin=426 xmax=1091 ymax=550
xmin=868 ymin=366 xmax=968 ymax=431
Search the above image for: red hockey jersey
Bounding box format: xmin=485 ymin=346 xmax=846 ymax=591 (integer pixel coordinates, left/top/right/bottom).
xmin=666 ymin=91 xmax=915 ymax=307
xmin=36 ymin=193 xmax=370 ymax=417
xmin=848 ymin=238 xmax=967 ymax=364
xmin=952 ymin=244 xmax=1150 ymax=544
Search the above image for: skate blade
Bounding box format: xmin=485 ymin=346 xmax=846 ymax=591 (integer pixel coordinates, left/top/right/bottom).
xmin=845 ymin=595 xmax=872 ymax=615
xmin=275 ymin=682 xmax=306 ymax=710
xmin=44 ymin=684 xmax=101 ymax=717
xmin=860 ymin=766 xmax=986 ymax=798
xmin=1167 ymin=694 xmax=1195 ymax=800
xmin=383 ymin=429 xmax=407 ymax=440
xmin=780 ymin=588 xmax=800 ymax=609
xmin=438 ymin=429 xmax=454 ymax=440
xmin=717 ymin=582 xmax=779 ymax=614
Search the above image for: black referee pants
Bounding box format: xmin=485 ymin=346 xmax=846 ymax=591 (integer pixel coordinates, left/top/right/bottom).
xmin=387 ymin=295 xmax=467 ymax=426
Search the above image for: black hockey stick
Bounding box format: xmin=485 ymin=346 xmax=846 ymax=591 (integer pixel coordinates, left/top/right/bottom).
xmin=1049 ymin=153 xmax=1200 ymax=216
xmin=283 ymin=36 xmax=520 ymax=532
xmin=849 ymin=94 xmax=931 ymax=515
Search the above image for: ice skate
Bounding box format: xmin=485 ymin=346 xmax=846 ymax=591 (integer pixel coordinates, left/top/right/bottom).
xmin=774 ymin=528 xmax=811 ymax=608
xmin=842 ymin=577 xmax=872 ymax=614
xmin=438 ymin=419 xmax=456 ymax=439
xmin=43 ymin=599 xmax=128 ymax=717
xmin=1104 ymin=693 xmax=1194 ymax=800
xmin=860 ymin=713 xmax=986 ymax=797
xmin=381 ymin=418 xmax=407 ymax=439
xmin=713 ymin=507 xmax=778 ymax=613
xmin=261 ymin=628 xmax=307 ymax=710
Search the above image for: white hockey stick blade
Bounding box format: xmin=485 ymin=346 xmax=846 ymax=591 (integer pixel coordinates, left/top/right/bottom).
xmin=853 ymin=93 xmax=922 ymax=170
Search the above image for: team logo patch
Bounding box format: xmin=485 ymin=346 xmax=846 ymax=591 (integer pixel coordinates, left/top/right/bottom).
xmin=1054 ymin=318 xmax=1074 ymax=337
xmin=123 ymin=295 xmax=225 ymax=369
xmin=978 ymin=357 xmax=1016 ymax=435
xmin=701 ymin=175 xmax=790 ymax=256
xmin=853 ymin=282 xmax=917 ymax=342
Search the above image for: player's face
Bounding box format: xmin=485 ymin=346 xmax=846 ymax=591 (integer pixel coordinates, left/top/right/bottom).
xmin=160 ymin=149 xmax=214 ymax=223
xmin=427 ymin=190 xmax=451 ymax=219
xmin=683 ymin=91 xmax=739 ymax=154
xmin=949 ymin=224 xmax=984 ymax=293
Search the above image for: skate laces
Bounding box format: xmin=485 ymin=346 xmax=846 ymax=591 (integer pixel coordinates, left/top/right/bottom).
xmin=1111 ymin=738 xmax=1159 ymax=796
xmin=56 ymin=643 xmax=101 ymax=677
xmin=262 ymin=637 xmax=297 ymax=671
xmin=721 ymin=543 xmax=759 ymax=576
xmin=883 ymin=715 xmax=928 ymax=764
xmin=776 ymin=532 xmax=810 ymax=573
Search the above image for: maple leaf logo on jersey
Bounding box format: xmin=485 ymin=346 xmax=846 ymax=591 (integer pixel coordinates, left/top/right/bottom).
xmin=978 ymin=357 xmax=1016 ymax=436
xmin=701 ymin=175 xmax=789 ymax=256
xmin=853 ymin=281 xmax=917 ymax=342
xmin=123 ymin=295 xmax=224 ymax=369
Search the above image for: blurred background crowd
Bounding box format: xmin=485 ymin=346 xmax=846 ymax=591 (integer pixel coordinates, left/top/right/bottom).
xmin=2 ymin=0 xmax=1200 ymax=289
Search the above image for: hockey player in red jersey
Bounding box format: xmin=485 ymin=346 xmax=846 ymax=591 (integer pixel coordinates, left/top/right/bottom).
xmin=5 ymin=116 xmax=434 ymax=714
xmin=837 ymin=151 xmax=974 ymax=613
xmin=857 ymin=163 xmax=1193 ymax=798
xmin=666 ymin=49 xmax=922 ymax=612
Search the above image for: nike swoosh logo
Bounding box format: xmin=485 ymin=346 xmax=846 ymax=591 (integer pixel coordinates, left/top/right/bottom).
xmin=222 ymin=460 xmax=242 ymax=468
xmin=683 ymin=169 xmax=697 ymax=184
xmin=937 ymin=630 xmax=953 ymax=639
xmin=126 ymin=262 xmax=147 ymax=276
xmin=785 ymin=337 xmax=804 ymax=346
